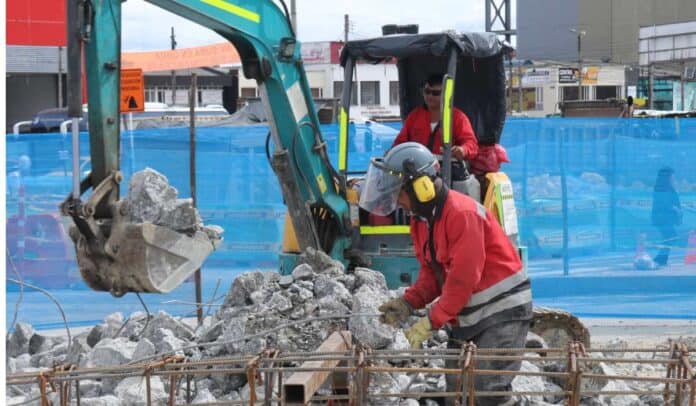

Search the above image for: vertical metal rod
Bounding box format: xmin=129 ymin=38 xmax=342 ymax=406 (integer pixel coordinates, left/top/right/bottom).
xmin=76 ymin=380 xmax=81 ymax=406
xmin=189 ymin=73 xmax=203 ymax=325
xmin=186 ymin=374 xmax=192 ymax=404
xmin=72 ymin=118 xmax=81 ymax=198
xmin=290 ymin=0 xmax=297 ymax=33
xmin=681 ymin=62 xmax=686 ymax=111
xmin=577 ymin=34 xmax=583 ymax=100
xmin=648 ymin=64 xmax=654 ymax=109
xmin=58 ymin=46 xmax=64 ymax=107
xmin=560 ymin=129 xmax=570 ymax=275
xmin=171 ymin=27 xmax=177 ymax=106
xmin=517 ymin=64 xmax=523 ymax=112
xmin=168 ymin=375 xmax=177 ymax=406
xmin=146 ymin=374 xmax=152 ymax=406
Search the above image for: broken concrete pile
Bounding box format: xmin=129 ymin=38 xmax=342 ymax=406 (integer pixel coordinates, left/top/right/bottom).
xmin=124 ymin=168 xmax=223 ymax=242
xmin=4 ymin=249 xmax=686 ymax=405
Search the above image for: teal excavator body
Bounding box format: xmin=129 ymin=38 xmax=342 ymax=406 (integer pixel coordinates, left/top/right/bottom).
xmin=64 ymin=0 xmax=354 ymax=295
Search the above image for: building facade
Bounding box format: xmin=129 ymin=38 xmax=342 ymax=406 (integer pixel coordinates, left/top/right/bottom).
xmin=509 ymin=64 xmax=627 ymax=117
xmin=517 ymin=0 xmax=696 ymax=65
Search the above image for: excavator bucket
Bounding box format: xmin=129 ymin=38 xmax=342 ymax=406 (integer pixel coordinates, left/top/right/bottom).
xmin=71 ymin=221 xmax=217 ymax=296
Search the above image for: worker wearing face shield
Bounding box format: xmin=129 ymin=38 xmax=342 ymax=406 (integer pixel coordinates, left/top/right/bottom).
xmin=360 ymin=142 xmax=532 ymax=406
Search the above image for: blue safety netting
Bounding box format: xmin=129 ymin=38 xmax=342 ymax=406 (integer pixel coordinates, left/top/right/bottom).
xmin=5 ymin=118 xmax=696 ymax=329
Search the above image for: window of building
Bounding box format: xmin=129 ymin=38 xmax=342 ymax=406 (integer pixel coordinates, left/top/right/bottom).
xmin=389 ymin=81 xmax=399 ymax=106
xmin=241 ymin=87 xmax=257 ymax=98
xmin=333 ymin=81 xmax=358 ymax=105
xmin=310 ymin=87 xmax=323 ymax=98
xmin=508 ymin=88 xmax=538 ymax=111
xmin=561 ymin=86 xmax=589 ymax=101
xmin=360 ymin=81 xmax=380 ymax=106
xmin=595 ymin=85 xmax=620 ymax=100
xmin=197 ymin=90 xmax=203 ymax=105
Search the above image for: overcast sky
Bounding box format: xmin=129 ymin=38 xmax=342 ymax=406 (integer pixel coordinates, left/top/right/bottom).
xmin=122 ymin=0 xmax=487 ymax=51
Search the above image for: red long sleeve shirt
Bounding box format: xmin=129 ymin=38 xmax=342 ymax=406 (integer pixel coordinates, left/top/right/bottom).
xmin=403 ymin=191 xmax=530 ymax=330
xmin=392 ymin=106 xmax=479 ymax=159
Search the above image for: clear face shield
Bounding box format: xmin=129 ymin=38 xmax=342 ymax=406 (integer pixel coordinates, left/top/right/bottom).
xmin=359 ymin=157 xmax=404 ymax=216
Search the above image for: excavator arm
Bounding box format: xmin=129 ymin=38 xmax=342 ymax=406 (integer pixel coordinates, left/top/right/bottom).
xmin=63 ymin=0 xmax=352 ymax=296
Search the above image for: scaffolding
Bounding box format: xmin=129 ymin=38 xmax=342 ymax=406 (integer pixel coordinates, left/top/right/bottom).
xmin=6 ymin=332 xmax=695 ymax=406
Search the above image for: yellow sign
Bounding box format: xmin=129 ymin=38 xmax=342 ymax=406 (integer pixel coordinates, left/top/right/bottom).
xmin=120 ymin=68 xmax=145 ymax=112
xmin=582 ymin=66 xmax=600 ymax=85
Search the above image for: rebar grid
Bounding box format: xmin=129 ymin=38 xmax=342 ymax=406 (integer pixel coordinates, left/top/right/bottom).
xmin=6 ymin=342 xmax=695 ymax=406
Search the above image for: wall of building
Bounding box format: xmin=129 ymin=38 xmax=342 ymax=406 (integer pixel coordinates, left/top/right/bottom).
xmin=6 ymin=74 xmax=62 ymax=131
xmin=518 ymin=0 xmax=696 ymax=64
xmin=517 ymin=0 xmax=580 ymax=61
xmin=579 ymin=0 xmax=696 ymax=64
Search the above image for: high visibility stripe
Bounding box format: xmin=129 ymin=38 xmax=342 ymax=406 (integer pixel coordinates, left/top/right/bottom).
xmin=457 ymin=289 xmax=532 ymax=327
xmin=338 ymin=107 xmax=348 ymax=171
xmin=442 ymin=77 xmax=454 ymax=145
xmin=200 ymin=0 xmax=260 ymax=23
xmin=359 ymin=225 xmax=411 ymax=235
xmin=466 ymin=267 xmax=527 ymax=307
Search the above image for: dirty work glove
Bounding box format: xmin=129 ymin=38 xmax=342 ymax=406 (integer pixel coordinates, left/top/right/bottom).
xmin=405 ymin=316 xmax=433 ymax=349
xmin=378 ymin=297 xmax=412 ymax=327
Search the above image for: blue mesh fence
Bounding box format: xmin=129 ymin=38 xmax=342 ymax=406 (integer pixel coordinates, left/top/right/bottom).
xmin=5 ymin=118 xmax=696 ymax=328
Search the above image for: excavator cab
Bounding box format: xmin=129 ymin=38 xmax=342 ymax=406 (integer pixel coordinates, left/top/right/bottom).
xmin=311 ymin=31 xmax=516 ymax=286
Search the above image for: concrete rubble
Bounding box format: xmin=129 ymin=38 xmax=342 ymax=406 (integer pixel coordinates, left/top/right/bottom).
xmin=5 ymin=248 xmax=693 ymax=404
xmin=124 ymin=167 xmax=223 ymax=242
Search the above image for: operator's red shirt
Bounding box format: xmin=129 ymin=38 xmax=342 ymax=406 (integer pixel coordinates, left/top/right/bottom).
xmin=392 ymin=106 xmax=479 ymax=159
xmin=403 ymin=190 xmax=531 ymax=331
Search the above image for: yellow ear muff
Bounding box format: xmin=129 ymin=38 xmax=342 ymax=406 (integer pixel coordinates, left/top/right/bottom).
xmin=412 ymin=176 xmax=436 ymax=202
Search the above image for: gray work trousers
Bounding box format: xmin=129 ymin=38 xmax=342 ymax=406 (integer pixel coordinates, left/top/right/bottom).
xmin=445 ymin=320 xmax=529 ymax=406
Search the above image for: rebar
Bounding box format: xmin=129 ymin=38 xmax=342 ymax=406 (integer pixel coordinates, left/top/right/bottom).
xmin=6 ymin=341 xmax=695 ymax=405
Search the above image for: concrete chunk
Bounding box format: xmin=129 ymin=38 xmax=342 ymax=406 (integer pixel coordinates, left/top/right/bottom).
xmin=7 ymin=322 xmax=34 ymax=357
xmin=349 ymin=285 xmax=394 ymax=349
xmin=291 ymin=263 xmax=314 ymax=280
xmin=78 ymin=395 xmax=121 ymax=406
xmin=114 ymin=376 xmax=167 ymax=405
xmin=223 ymin=272 xmax=266 ymax=307
xmin=82 ymin=338 xmax=137 ymax=368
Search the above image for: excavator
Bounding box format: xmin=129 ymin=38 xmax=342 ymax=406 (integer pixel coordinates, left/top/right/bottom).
xmin=62 ymin=0 xmax=588 ymax=347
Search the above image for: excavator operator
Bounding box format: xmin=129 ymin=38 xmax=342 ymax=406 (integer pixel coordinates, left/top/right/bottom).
xmin=360 ymin=142 xmax=532 ymax=406
xmin=391 ymin=74 xmax=478 ymax=161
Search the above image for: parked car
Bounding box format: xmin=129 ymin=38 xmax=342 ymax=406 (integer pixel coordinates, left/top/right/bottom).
xmin=29 ymin=107 xmax=88 ymax=133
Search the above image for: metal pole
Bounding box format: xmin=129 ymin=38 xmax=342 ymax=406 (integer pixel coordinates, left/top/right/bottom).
xmin=344 ymin=14 xmax=349 ymax=43
xmin=58 ymin=46 xmax=63 ymax=107
xmin=577 ymin=34 xmax=583 ymax=100
xmin=648 ymin=64 xmax=654 ymax=109
xmin=171 ymin=27 xmax=177 ymax=106
xmin=189 ymin=73 xmax=203 ymax=325
xmin=290 ymin=0 xmax=297 ymax=34
xmin=507 ymin=56 xmax=513 ymax=113
xmin=72 ymin=120 xmax=80 ymax=198
xmin=681 ymin=62 xmax=685 ymax=111
xmin=517 ymin=64 xmax=523 ymax=112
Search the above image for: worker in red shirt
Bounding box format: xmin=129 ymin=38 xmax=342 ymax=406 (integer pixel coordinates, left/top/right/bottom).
xmin=392 ymin=74 xmax=479 ymax=161
xmin=359 ymin=142 xmax=532 ymax=406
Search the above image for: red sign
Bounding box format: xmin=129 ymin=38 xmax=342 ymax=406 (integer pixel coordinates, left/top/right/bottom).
xmin=7 ymin=0 xmax=67 ymax=46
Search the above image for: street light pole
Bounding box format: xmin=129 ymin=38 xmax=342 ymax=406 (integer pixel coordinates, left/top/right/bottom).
xmin=570 ymin=28 xmax=586 ymax=100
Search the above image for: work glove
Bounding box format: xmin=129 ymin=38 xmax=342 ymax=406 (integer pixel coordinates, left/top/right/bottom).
xmin=378 ymin=297 xmax=412 ymax=327
xmin=405 ymin=316 xmax=433 ymax=349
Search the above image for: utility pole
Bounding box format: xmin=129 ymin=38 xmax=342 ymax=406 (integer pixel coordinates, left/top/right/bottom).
xmin=570 ymin=28 xmax=586 ymax=100
xmin=290 ymin=0 xmax=297 ymax=33
xmin=171 ymin=27 xmax=177 ymax=106
xmin=517 ymin=64 xmax=523 ymax=112
xmin=344 ymin=14 xmax=349 ymax=43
